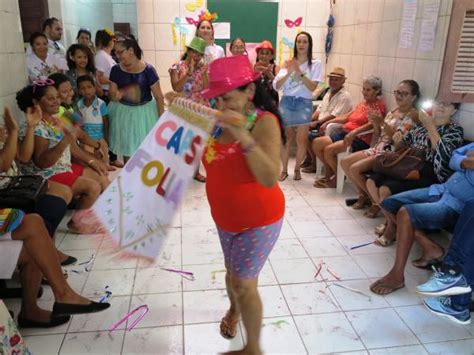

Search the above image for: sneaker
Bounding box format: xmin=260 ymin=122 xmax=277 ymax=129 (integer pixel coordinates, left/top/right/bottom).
xmin=416 ymin=266 xmax=471 ymax=297
xmin=423 ymin=297 xmax=471 ymax=325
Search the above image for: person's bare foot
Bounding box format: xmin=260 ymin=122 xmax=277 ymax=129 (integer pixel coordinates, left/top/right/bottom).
xmin=370 ymin=272 xmax=405 ymax=295
xmin=223 ymin=348 xmax=261 ymax=355
xmin=220 ymin=309 xmax=240 ymax=339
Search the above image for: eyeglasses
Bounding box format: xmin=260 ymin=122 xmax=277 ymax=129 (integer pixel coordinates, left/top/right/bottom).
xmin=393 ymin=90 xmax=412 ymax=98
xmin=435 ymin=102 xmax=453 ymax=108
xmin=115 ymin=48 xmax=127 ymax=56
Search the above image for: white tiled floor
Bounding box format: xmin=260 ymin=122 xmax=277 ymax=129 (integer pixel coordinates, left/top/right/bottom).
xmin=7 ymin=162 xmax=474 ymax=354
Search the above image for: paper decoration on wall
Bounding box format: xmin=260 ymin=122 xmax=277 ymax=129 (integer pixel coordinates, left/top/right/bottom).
xmin=186 ymin=17 xmax=199 ymax=25
xmin=278 ymin=38 xmax=283 ymax=66
xmin=213 ymin=22 xmax=231 ymax=40
xmin=185 ymin=0 xmax=204 ymax=12
xmin=282 ymin=36 xmax=294 ymax=49
xmin=325 ymin=13 xmax=335 ymax=63
xmin=92 ymin=98 xmax=216 ymax=260
xmin=419 ymin=0 xmax=441 ymax=52
xmin=172 ymin=17 xmax=190 ymax=46
xmin=399 ymin=0 xmax=418 ymax=49
xmin=284 ymin=17 xmax=303 ymax=28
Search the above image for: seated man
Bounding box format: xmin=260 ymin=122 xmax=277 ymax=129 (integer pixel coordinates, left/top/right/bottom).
xmin=417 ymin=200 xmax=474 ymax=325
xmin=302 ymin=67 xmax=353 ymax=173
xmin=370 ymin=142 xmax=474 ymax=295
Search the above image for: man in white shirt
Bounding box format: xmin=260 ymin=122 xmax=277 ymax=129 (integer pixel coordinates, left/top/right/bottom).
xmin=302 ymin=67 xmax=353 ymax=173
xmin=42 ymin=17 xmax=68 ymax=71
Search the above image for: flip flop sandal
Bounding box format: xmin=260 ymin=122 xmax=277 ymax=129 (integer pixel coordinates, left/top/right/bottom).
xmin=352 ymin=197 xmax=371 ymax=210
xmin=364 ymin=204 xmax=380 ymax=218
xmin=374 ymin=222 xmax=387 ymax=236
xmin=374 ymin=235 xmax=395 ymax=247
xmin=279 ymin=172 xmax=289 ymax=181
xmin=193 ymin=173 xmax=206 ymax=183
xmin=314 ymin=176 xmax=336 ymax=188
xmin=412 ymin=250 xmax=445 ymax=269
xmin=370 ymin=280 xmax=405 ymax=295
xmin=220 ymin=314 xmax=239 ymax=339
xmin=293 ymin=170 xmax=302 ymax=181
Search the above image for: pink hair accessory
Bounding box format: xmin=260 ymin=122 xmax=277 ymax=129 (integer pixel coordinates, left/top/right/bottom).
xmin=109 ymin=305 xmax=149 ymax=332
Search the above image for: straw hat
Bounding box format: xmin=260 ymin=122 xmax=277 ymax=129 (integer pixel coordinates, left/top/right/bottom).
xmin=327 ymin=67 xmax=347 ymax=78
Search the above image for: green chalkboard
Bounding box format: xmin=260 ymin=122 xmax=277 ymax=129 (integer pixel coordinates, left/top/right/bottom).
xmin=207 ymin=0 xmax=279 ymax=52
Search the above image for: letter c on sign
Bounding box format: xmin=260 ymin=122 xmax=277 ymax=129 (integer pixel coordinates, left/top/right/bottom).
xmin=141 ymin=160 xmax=165 ymax=186
xmin=155 ymin=120 xmax=178 ymax=146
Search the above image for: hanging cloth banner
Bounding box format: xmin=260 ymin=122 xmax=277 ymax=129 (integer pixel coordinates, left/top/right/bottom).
xmin=92 ymin=98 xmax=216 ymax=260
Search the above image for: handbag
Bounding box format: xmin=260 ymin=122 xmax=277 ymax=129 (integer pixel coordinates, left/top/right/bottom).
xmin=373 ymin=148 xmax=425 ymax=180
xmin=0 ymin=175 xmax=48 ymax=213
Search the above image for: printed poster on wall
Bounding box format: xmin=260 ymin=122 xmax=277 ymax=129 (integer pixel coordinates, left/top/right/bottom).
xmin=419 ymin=0 xmax=441 ymax=52
xmin=399 ymin=0 xmax=418 ymax=49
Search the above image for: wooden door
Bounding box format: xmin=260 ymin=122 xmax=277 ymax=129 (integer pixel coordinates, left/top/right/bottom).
xmin=19 ymin=0 xmax=49 ymax=43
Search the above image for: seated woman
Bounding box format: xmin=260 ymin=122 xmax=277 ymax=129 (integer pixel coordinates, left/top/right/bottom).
xmin=16 ymin=81 xmax=106 ymax=234
xmin=370 ymin=141 xmax=474 ymax=296
xmin=367 ymin=102 xmax=464 ymax=246
xmin=7 ymin=213 xmax=110 ymax=327
xmin=0 ymin=113 xmax=109 ymax=328
xmin=312 ymin=76 xmax=386 ymax=188
xmin=2 ymin=106 xmax=75 ymax=266
xmin=340 ymin=80 xmax=419 ymax=216
xmin=25 ymin=32 xmax=63 ymax=83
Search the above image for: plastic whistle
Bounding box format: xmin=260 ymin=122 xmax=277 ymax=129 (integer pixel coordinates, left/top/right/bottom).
xmin=109 ymin=305 xmax=149 ymax=332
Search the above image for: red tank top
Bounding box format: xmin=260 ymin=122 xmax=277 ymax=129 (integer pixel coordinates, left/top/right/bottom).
xmin=202 ymin=112 xmax=285 ymax=232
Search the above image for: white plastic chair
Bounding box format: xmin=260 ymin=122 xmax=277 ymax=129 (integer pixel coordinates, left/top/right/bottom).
xmin=315 ymin=123 xmax=372 ymax=194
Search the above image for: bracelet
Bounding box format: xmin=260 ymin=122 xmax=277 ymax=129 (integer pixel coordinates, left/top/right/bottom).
xmin=88 ymin=159 xmax=95 ymax=166
xmin=241 ymin=140 xmax=257 ymax=155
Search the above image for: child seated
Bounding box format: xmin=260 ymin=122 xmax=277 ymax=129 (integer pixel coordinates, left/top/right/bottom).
xmin=76 ymin=75 xmax=109 ymax=163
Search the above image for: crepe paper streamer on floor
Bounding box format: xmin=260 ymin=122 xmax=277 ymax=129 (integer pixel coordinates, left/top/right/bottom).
xmin=325 ymin=266 xmax=341 ymax=281
xmin=99 ymin=286 xmax=112 ymax=303
xmin=67 ymin=253 xmax=95 ymax=274
xmin=210 ymin=269 xmax=226 ymax=282
xmin=329 ymin=283 xmax=372 ymax=300
xmin=161 ymin=267 xmax=195 ymax=281
xmin=349 ymin=241 xmax=374 ymax=250
xmin=318 ymin=289 xmax=339 ymax=308
xmin=109 ymin=305 xmax=149 ymax=332
xmin=267 ymin=320 xmax=289 ymax=329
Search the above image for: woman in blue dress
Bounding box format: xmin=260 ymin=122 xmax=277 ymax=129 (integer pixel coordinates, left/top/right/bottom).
xmin=108 ymin=35 xmax=164 ymax=161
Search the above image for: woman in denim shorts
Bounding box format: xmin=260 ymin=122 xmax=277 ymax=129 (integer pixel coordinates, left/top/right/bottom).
xmin=273 ymin=32 xmax=322 ymax=181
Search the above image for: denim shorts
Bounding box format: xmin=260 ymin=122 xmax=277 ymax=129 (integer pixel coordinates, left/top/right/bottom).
xmin=279 ymin=96 xmax=313 ymax=127
xmin=381 ymin=188 xmax=459 ymax=231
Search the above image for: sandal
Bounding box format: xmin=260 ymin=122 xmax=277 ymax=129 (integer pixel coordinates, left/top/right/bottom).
xmin=293 ymin=170 xmax=302 ymax=181
xmin=279 ymin=171 xmax=289 ymax=181
xmin=374 ymin=235 xmax=395 ymax=247
xmin=412 ymin=249 xmax=445 ymax=269
xmin=374 ymin=222 xmax=387 ymax=236
xmin=370 ymin=279 xmax=405 ymax=295
xmin=364 ymin=204 xmax=380 ymax=218
xmin=313 ymin=176 xmax=336 ymax=188
xmin=194 ymin=173 xmax=206 ymax=183
xmin=220 ymin=311 xmax=240 ymax=339
xmin=352 ymin=196 xmax=371 ymax=210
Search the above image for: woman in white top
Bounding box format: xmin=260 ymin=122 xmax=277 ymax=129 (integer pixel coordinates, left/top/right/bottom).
xmin=273 ymin=32 xmax=322 ymax=181
xmin=94 ymin=29 xmax=117 ymax=97
xmin=25 ymin=32 xmax=63 ymax=83
xmin=195 ymin=20 xmax=225 ymax=65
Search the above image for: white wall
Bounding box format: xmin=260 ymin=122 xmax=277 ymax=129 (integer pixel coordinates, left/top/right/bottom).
xmin=49 ymin=0 xmax=115 ymax=48
xmin=136 ymin=0 xmax=208 ymax=94
xmin=112 ymin=0 xmax=138 ymax=36
xmin=0 ymin=0 xmax=28 ymax=122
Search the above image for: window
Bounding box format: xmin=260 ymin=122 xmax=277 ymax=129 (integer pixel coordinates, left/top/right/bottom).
xmin=438 ymin=0 xmax=474 ymax=102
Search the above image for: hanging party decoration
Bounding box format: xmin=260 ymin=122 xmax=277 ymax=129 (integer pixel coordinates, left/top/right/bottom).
xmin=185 ymin=0 xmax=204 ymax=12
xmin=284 ymin=17 xmax=303 ymax=28
xmin=325 ymin=2 xmax=336 ymax=63
xmin=92 ymin=98 xmax=216 ymax=261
